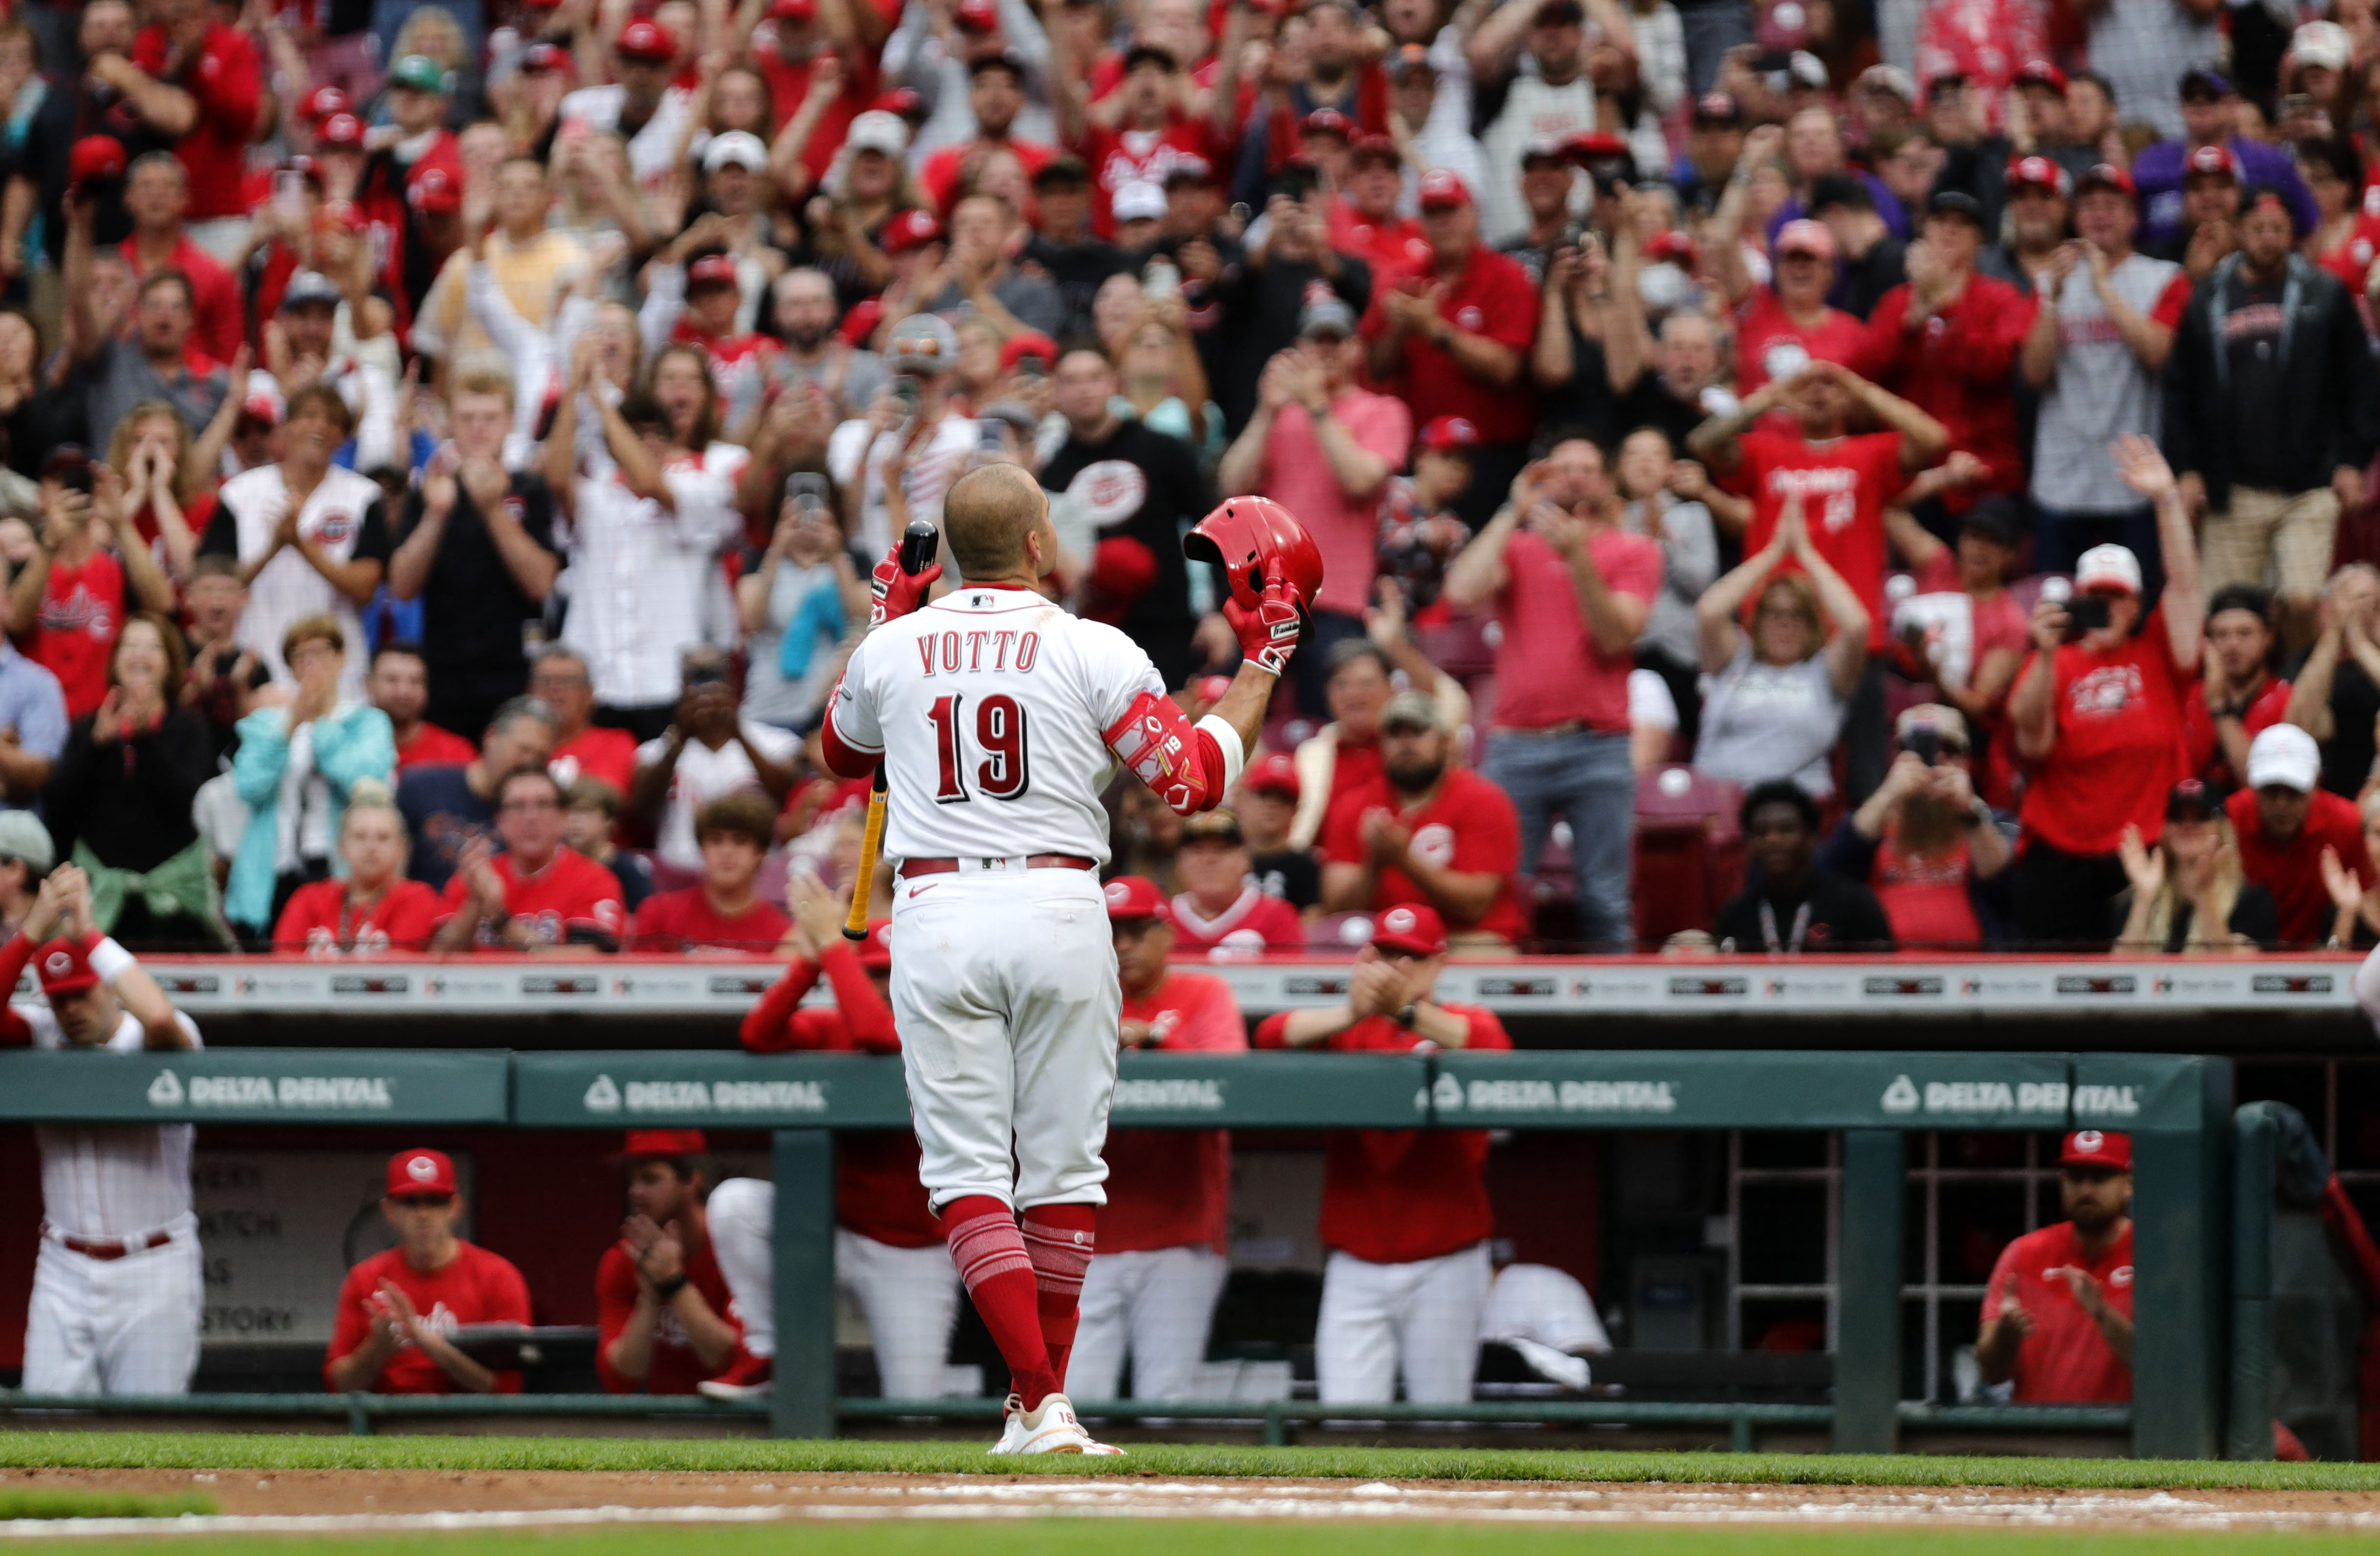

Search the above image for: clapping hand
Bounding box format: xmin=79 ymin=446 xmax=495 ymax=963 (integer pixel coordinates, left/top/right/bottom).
xmin=786 ymin=869 xmax=848 ymax=953
xmin=2111 ymin=433 xmax=2176 ymax=504
xmin=2116 ymin=824 xmax=2163 ymax=898
xmin=621 ymin=1213 xmax=686 ymax=1288
xmin=2322 ymin=844 xmax=2365 ymax=912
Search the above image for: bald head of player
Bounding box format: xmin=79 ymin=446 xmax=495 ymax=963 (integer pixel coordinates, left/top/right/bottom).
xmin=943 ymin=463 xmax=1059 ymax=589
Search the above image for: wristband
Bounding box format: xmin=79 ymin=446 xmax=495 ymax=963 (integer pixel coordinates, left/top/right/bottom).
xmin=1193 ymin=713 xmax=1248 ymax=793
xmin=87 ymin=936 xmax=135 ymax=985
xmin=1395 ymin=1001 xmax=1419 ymax=1029
xmin=653 ymin=1274 xmax=689 ymax=1301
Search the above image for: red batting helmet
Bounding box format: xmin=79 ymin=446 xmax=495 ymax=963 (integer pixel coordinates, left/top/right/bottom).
xmin=1184 ymin=497 xmax=1325 ymax=636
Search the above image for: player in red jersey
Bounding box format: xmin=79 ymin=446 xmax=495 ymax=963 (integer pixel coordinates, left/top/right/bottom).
xmin=595 ymin=1130 xmax=742 ymax=1393
xmin=1977 ymin=1130 xmax=2135 ymax=1402
xmin=1255 ymin=904 xmax=1509 ymax=1403
xmin=705 ymin=884 xmax=957 ymax=1401
xmin=1167 ymin=810 xmax=1303 ymax=954
xmin=1067 ymin=877 xmax=1246 ymax=1402
xmin=273 ymin=783 xmax=443 ymax=954
xmin=631 ymin=793 xmax=792 ymax=952
xmin=432 ymin=768 xmax=626 ymax=951
xmin=326 ymin=1150 xmax=532 ymax=1394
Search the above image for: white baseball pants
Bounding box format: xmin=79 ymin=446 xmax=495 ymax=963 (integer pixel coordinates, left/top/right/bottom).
xmin=707 ymin=1178 xmax=963 ymax=1398
xmin=889 ymin=867 xmax=1119 ymax=1210
xmin=1315 ymin=1241 xmax=1492 ymax=1405
xmin=1065 ymin=1244 xmax=1229 ymax=1402
xmin=23 ymin=1215 xmax=202 ymax=1396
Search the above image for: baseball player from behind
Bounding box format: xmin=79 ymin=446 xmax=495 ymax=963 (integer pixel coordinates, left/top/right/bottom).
xmin=0 ymin=866 xmax=204 ymax=1396
xmin=820 ymin=470 xmax=1314 ymax=1454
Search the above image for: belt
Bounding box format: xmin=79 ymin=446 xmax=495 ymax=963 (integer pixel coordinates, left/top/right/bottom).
xmin=899 ymin=854 xmax=1097 ymax=877
xmin=1491 ymin=721 xmax=1593 ymax=738
xmin=59 ymin=1230 xmax=171 ymax=1261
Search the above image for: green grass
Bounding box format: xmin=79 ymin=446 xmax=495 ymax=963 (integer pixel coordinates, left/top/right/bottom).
xmin=26 ymin=1522 xmax=2380 ymax=1556
xmin=0 ymin=1487 xmax=215 ymax=1518
xmin=1 ymin=1432 xmax=2378 ymax=1493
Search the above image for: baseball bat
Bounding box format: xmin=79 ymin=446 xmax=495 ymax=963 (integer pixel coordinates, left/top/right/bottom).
xmin=845 ymin=519 xmax=941 ymax=941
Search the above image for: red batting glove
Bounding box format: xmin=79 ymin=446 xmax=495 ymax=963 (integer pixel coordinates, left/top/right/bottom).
xmin=1229 ymin=574 xmax=1303 ymax=675
xmin=869 ymin=551 xmax=944 ymax=628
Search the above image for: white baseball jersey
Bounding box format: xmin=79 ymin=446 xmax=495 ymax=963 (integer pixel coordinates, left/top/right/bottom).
xmin=207 ymin=464 xmax=390 ymax=698
xmin=22 ymin=1006 xmax=204 ymax=1240
xmin=829 ymin=586 xmax=1165 ymax=866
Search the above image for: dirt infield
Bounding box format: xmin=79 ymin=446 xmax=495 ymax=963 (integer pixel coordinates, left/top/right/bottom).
xmin=5 ymin=1469 xmax=2380 ymax=1534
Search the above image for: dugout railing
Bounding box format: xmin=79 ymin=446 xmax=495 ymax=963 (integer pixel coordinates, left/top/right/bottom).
xmin=0 ymin=1046 xmax=2228 ymax=1457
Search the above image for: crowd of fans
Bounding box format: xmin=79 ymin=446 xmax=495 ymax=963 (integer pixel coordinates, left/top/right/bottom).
xmin=14 ymin=0 xmax=2380 ymax=953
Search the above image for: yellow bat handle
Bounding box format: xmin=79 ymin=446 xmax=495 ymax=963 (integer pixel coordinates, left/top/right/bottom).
xmin=844 ymin=769 xmax=889 ymax=940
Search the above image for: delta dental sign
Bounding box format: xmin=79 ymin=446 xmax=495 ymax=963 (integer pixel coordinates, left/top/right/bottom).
xmin=147 ymin=1070 xmax=398 ymax=1111
xmin=1879 ymin=1074 xmax=2140 ymax=1118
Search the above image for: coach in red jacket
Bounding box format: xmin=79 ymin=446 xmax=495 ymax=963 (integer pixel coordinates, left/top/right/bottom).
xmin=710 ymin=880 xmax=956 ymax=1401
xmin=1255 ymin=903 xmax=1508 ymax=1404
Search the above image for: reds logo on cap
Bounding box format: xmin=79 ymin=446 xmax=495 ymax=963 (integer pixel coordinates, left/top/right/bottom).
xmin=1384 ymin=908 xmax=1417 ymax=934
xmin=406 ymin=1155 xmax=437 ymax=1181
xmin=2073 ymin=1129 xmax=2103 ymax=1152
xmin=43 ymin=952 xmax=70 ymax=977
xmin=1105 ymin=882 xmax=1128 ymax=906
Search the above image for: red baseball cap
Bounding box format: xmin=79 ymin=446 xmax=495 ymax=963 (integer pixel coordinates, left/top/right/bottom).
xmin=387 ymin=1148 xmax=458 ymax=1197
xmin=1775 ymin=217 xmax=1836 ymax=261
xmin=298 ymin=84 xmax=352 ymax=123
xmin=520 ymin=41 xmax=575 ymax=74
xmin=1370 ymin=903 xmax=1448 ymax=957
xmin=407 ymin=164 xmax=462 ymax=214
xmin=620 ymin=1128 xmax=708 ymax=1160
xmin=879 ymin=207 xmax=943 ymax=255
xmin=68 ymin=136 xmax=127 ymax=187
xmin=768 ymin=0 xmax=817 ymax=22
xmin=2005 ymin=155 xmax=2070 ymax=196
xmin=2014 ymin=59 xmax=2067 ymax=95
xmin=316 ymin=112 xmax=366 ymax=150
xmin=1643 ymin=229 xmax=1701 ymax=268
xmin=35 ymin=938 xmax=98 ymax=996
xmin=1103 ymin=876 xmax=1170 ymax=922
xmin=687 ymin=252 xmax=741 ymax=289
xmin=999 ymin=331 xmax=1059 ymax=374
xmin=2058 ymin=1129 xmax=2132 ymax=1171
xmin=1562 ymin=130 xmax=1631 ymax=165
xmin=1243 ymin=751 xmax=1300 ymax=800
xmin=954 ymin=0 xmax=1000 ymax=31
xmin=616 ymin=18 xmax=678 ymax=61
xmin=1300 ymin=106 xmax=1354 ymax=140
xmin=1417 ymin=168 xmax=1471 ymax=210
xmin=1416 ymin=415 xmax=1481 ymax=453
xmin=2185 ymin=143 xmax=2239 ymax=181
xmin=853 ymin=917 xmax=893 ymax=970
xmin=2077 ymin=162 xmax=2136 ymax=197
xmin=1349 ymin=134 xmax=1400 ymax=168
xmin=871 ymin=86 xmax=926 ymax=121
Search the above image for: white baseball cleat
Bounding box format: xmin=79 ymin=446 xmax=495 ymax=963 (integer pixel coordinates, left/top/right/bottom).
xmin=1003 ymin=1392 xmax=1126 ymax=1455
xmin=987 ymin=1393 xmax=1026 ymax=1454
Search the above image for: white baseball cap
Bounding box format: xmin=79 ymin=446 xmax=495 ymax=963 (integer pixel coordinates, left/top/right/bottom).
xmin=1113 ymin=180 xmax=1167 ymax=223
xmin=2073 ymin=543 xmax=2142 ymax=596
xmin=2245 ymin=721 xmax=2321 ymax=793
xmin=702 ymin=130 xmax=768 ymax=172
xmin=2294 ymin=19 xmax=2354 ymax=74
xmin=845 ymin=109 xmax=910 ymax=158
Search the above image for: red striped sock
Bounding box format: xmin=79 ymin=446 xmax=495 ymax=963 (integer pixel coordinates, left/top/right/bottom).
xmin=940 ymin=1195 xmax=1056 ymax=1410
xmin=1022 ymin=1203 xmax=1096 ymax=1386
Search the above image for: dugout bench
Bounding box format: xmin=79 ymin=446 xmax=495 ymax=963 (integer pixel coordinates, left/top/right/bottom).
xmin=0 ymin=1046 xmax=2227 ymax=1457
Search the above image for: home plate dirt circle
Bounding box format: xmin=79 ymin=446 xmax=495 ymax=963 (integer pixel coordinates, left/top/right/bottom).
xmin=2 ymin=1472 xmax=2380 ymax=1535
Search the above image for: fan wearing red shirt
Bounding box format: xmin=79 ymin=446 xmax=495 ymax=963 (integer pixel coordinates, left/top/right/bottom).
xmin=2011 ymin=436 xmax=2205 ymax=948
xmin=370 ymin=645 xmax=477 ymax=773
xmin=1441 ymin=435 xmax=1662 ymax=949
xmin=1689 ymin=357 xmax=1951 ymax=655
xmin=1362 ymin=171 xmax=1539 ymax=515
xmin=1859 ymin=191 xmax=2038 ymax=521
xmin=1977 ymin=1131 xmax=2135 ymax=1403
xmin=1731 ymin=220 xmax=1871 ymax=401
xmin=1255 ymin=904 xmax=1510 ymax=1404
xmin=432 ymin=768 xmax=627 ymax=951
xmin=1058 ymin=42 xmax=1228 ymax=238
xmin=1326 ymin=137 xmax=1433 ymax=278
xmin=1320 ymin=690 xmax=1526 ymax=943
xmin=1288 ymin=642 xmax=1392 ymax=849
xmin=534 ymin=648 xmax=642 ymax=796
xmin=755 ymin=0 xmax=895 ymax=188
xmin=1068 ymin=876 xmax=1246 ymax=1401
xmin=326 ymin=1150 xmax=532 ymax=1395
xmin=2186 ymin=584 xmax=2291 ymax=790
xmin=722 ymin=889 xmax=954 ymax=1401
xmin=1167 ymin=810 xmax=1304 ymax=955
xmin=123 ymin=0 xmax=262 ymax=228
xmin=1892 ymin=502 xmax=2033 ymax=809
xmin=2227 ymin=722 xmax=2371 ymax=946
xmin=17 ymin=508 xmax=155 ymax=722
xmin=595 ymin=1131 xmax=743 ymax=1394
xmin=117 ymin=154 xmax=244 ymax=368
xmin=273 ymin=789 xmax=444 ymax=953
xmin=920 ymin=55 xmax=1055 ymax=213
xmin=631 ymin=792 xmax=792 ymax=952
